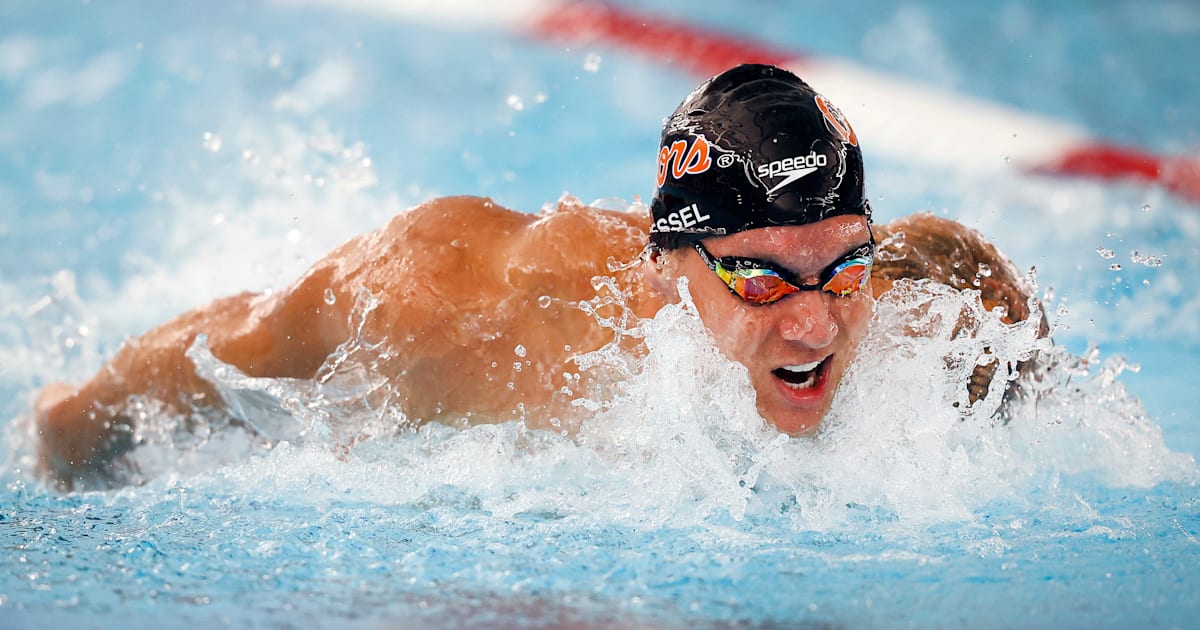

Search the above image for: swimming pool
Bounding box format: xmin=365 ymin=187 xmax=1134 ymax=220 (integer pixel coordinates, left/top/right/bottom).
xmin=3 ymin=1 xmax=1198 ymax=627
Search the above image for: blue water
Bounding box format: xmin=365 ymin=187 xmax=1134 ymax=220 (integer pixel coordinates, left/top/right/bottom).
xmin=3 ymin=1 xmax=1199 ymax=628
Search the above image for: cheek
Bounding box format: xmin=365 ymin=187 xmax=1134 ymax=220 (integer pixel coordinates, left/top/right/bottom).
xmin=835 ymin=295 xmax=874 ymax=341
xmin=690 ymin=284 xmax=767 ymax=351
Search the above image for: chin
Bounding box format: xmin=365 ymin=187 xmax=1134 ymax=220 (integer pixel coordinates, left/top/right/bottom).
xmin=760 ymin=405 xmax=827 ymax=436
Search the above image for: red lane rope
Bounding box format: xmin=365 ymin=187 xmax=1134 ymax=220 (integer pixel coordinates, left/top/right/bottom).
xmin=1038 ymin=144 xmax=1200 ymax=203
xmin=532 ymin=1 xmax=795 ymax=78
xmin=531 ymin=1 xmax=1200 ymax=204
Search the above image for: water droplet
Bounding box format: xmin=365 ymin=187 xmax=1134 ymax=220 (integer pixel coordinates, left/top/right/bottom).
xmin=202 ymin=131 xmax=222 ymax=152
xmin=1109 ymin=263 xmax=1122 ymax=271
xmin=537 ymin=295 xmax=552 ymax=309
xmin=1096 ymin=247 xmax=1115 ymax=259
xmin=977 ymin=263 xmax=992 ymax=277
xmin=514 ymin=344 xmax=527 ymax=357
xmin=506 ymin=94 xmax=524 ymax=111
xmin=323 ymin=288 xmax=336 ymax=305
xmin=583 ymin=53 xmax=602 ymax=73
xmin=1131 ymin=251 xmax=1163 ymax=268
xmin=1142 ymin=204 xmax=1151 ymax=212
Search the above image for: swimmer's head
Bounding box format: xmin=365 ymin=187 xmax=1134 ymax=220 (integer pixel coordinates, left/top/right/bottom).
xmin=649 ymin=64 xmax=870 ymax=250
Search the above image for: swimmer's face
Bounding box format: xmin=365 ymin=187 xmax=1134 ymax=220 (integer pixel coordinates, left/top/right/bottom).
xmin=647 ymin=216 xmax=874 ymax=435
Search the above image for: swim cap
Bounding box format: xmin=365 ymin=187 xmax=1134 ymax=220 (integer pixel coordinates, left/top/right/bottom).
xmin=649 ymin=64 xmax=870 ymax=250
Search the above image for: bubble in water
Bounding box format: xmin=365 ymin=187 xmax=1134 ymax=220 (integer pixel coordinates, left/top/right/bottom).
xmin=1130 ymin=251 xmax=1164 ymax=268
xmin=514 ymin=344 xmax=527 ymax=358
xmin=506 ymin=94 xmax=524 ymax=111
xmin=583 ymin=53 xmax=602 ymax=73
xmin=323 ymin=288 xmax=336 ymax=305
xmin=202 ymin=131 xmax=222 ymax=152
xmin=1096 ymin=247 xmax=1115 ymax=259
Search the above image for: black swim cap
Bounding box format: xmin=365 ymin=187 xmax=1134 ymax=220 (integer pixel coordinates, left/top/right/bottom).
xmin=649 ymin=64 xmax=870 ymax=250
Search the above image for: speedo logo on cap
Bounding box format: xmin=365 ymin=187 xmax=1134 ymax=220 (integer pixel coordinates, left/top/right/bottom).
xmin=758 ymin=151 xmax=828 ymax=195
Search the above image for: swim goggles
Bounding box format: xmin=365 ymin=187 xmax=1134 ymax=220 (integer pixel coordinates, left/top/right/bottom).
xmin=691 ymin=239 xmax=874 ymax=304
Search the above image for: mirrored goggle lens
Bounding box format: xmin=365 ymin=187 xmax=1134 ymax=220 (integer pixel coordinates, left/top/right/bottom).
xmin=821 ymin=259 xmax=871 ymax=296
xmin=731 ymin=270 xmax=798 ymax=304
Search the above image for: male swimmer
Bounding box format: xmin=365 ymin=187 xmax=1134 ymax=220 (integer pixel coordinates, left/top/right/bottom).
xmin=33 ymin=64 xmax=1039 ymax=489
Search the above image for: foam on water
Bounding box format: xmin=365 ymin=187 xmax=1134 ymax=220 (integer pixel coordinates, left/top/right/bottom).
xmin=2 ymin=2 xmax=1197 ymax=625
xmin=10 ymin=248 xmax=1191 ymax=540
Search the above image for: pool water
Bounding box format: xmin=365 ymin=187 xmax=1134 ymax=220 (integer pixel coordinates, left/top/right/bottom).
xmin=3 ymin=1 xmax=1199 ymax=628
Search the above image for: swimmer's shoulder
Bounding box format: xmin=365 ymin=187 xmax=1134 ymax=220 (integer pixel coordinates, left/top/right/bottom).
xmin=872 ymin=212 xmax=1036 ymax=325
xmin=508 ymin=196 xmax=651 ymax=295
xmin=379 ymin=195 xmax=531 ymax=243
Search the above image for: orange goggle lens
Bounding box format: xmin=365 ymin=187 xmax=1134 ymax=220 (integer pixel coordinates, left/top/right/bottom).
xmin=695 ymin=242 xmax=872 ymax=305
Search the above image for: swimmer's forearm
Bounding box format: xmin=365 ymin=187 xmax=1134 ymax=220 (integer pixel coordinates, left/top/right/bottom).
xmin=35 ymin=315 xmax=228 ymax=484
xmin=35 ymin=269 xmax=357 ymax=482
xmin=34 ymin=289 xmax=330 ymax=485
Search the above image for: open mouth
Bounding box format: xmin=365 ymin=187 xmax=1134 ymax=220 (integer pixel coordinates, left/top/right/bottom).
xmin=772 ymin=358 xmax=828 ymax=390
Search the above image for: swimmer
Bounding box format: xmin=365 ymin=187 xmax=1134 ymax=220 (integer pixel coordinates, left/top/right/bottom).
xmin=33 ymin=64 xmax=1042 ymax=489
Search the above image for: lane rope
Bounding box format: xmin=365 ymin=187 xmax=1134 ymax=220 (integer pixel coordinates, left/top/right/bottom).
xmin=279 ymin=0 xmax=1200 ymax=203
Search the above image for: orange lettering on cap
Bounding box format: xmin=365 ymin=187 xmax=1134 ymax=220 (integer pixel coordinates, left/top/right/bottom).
xmin=656 ymin=136 xmax=714 ymax=188
xmin=815 ymin=95 xmax=858 ymax=147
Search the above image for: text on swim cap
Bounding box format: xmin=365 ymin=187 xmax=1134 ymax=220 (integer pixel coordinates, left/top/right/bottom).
xmin=653 ymin=203 xmax=711 ymax=232
xmin=758 ymin=152 xmax=827 ymax=195
xmin=656 ymin=136 xmax=712 ymax=188
xmin=815 ymin=94 xmax=858 ymax=147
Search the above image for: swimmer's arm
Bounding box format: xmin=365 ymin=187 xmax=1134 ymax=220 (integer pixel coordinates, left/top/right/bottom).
xmin=870 ymin=213 xmax=1039 ymax=326
xmin=34 ymin=256 xmax=353 ymax=487
xmin=869 ymin=213 xmax=1048 ymax=408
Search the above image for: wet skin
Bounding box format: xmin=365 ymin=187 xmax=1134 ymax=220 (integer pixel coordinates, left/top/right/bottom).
xmin=646 ymin=217 xmax=874 ymax=435
xmin=32 ymin=196 xmax=1039 ymax=489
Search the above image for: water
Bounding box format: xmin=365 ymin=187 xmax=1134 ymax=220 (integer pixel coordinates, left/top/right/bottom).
xmin=3 ymin=1 xmax=1199 ymax=628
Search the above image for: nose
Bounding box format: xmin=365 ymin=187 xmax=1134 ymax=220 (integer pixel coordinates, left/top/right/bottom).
xmin=777 ymin=292 xmax=839 ymax=348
